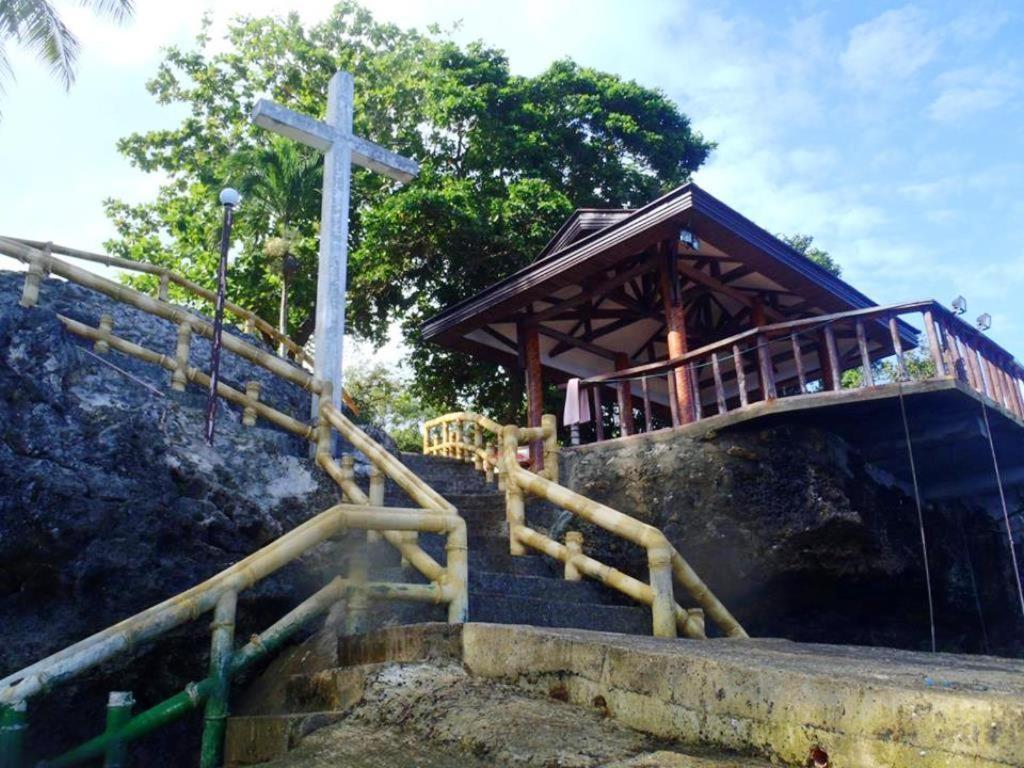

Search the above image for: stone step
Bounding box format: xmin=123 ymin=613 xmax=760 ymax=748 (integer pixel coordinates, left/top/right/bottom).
xmin=468 ymin=592 xmax=653 ymax=635
xmin=468 ymin=569 xmax=637 ymax=606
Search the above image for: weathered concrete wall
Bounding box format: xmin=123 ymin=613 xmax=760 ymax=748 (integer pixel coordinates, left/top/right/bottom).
xmin=559 ymin=424 xmax=1024 ymax=654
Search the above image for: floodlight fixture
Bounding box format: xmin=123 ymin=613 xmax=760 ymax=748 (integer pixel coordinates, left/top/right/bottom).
xmin=951 ymin=295 xmax=967 ymax=316
xmin=976 ymin=313 xmax=992 ymax=331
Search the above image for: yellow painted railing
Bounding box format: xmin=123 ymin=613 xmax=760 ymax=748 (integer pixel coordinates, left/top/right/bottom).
xmin=0 ymin=239 xmax=466 ymax=766
xmin=423 ymin=412 xmax=748 ymax=640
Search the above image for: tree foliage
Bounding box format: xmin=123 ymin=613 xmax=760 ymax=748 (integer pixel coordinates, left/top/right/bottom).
xmin=780 ymin=233 xmax=842 ymax=277
xmin=106 ymin=2 xmax=713 ymax=418
xmin=344 ymin=362 xmax=441 ymax=451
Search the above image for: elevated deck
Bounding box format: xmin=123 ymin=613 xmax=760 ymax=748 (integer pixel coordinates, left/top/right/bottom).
xmin=571 ymin=377 xmax=1024 ymax=501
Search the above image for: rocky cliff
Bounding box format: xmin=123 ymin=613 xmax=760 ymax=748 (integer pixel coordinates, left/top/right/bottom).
xmin=560 ymin=424 xmax=1024 ymax=655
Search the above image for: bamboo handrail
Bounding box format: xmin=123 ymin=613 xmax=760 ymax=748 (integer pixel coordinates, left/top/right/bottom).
xmin=7 ymin=237 xmax=313 ymax=367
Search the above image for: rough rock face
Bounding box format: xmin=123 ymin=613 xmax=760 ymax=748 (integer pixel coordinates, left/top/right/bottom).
xmin=0 ymin=272 xmax=376 ymax=761
xmin=560 ymin=425 xmax=1024 ymax=655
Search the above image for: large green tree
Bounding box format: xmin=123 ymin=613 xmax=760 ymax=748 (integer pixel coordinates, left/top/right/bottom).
xmin=106 ymin=3 xmax=712 ymax=418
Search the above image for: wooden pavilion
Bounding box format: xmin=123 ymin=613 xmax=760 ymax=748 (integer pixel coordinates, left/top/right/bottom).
xmin=423 ymin=184 xmax=917 ymax=430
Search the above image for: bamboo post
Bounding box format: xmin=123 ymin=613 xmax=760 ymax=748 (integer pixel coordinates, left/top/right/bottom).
xmin=94 ymin=314 xmax=113 ymax=354
xmin=198 ymin=589 xmax=236 ymax=768
xmin=0 ymin=701 xmax=26 ymax=768
xmin=316 ymin=381 xmax=334 ymax=461
xmin=442 ymin=422 xmax=450 ymax=458
xmin=103 ymin=692 xmax=133 ymax=768
xmin=243 ymin=316 xmax=256 ymax=335
xmin=473 ymin=424 xmax=483 ymax=471
xmin=242 ymin=381 xmax=261 ymax=427
xmin=648 ymin=542 xmax=677 ymax=638
xmin=345 ymin=549 xmax=369 ymax=635
xmin=564 ymin=531 xmax=583 ymax=581
xmin=503 ymin=426 xmax=526 ymax=556
xmin=171 ymin=321 xmax=192 ymax=392
xmin=422 ymin=425 xmax=429 ymax=455
xmin=541 ymin=413 xmax=558 ymax=483
xmin=19 ymin=260 xmax=46 ymax=308
xmin=367 ymin=466 xmax=384 ymax=544
xmin=484 ymin=445 xmax=496 ymax=484
xmin=157 ymin=273 xmax=170 ymax=302
xmin=445 ymin=518 xmax=469 ymax=624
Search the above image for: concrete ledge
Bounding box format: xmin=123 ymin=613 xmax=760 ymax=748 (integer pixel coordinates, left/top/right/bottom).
xmin=460 ymin=624 xmax=1024 ymax=768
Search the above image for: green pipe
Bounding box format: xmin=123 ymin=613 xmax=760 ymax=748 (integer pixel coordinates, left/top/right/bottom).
xmin=102 ymin=692 xmax=133 ymax=768
xmin=0 ymin=702 xmax=26 ymax=768
xmin=42 ymin=577 xmax=346 ymax=767
xmin=199 ymin=590 xmax=236 ymax=768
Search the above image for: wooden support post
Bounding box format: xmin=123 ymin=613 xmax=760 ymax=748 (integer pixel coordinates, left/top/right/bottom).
xmin=103 ymin=691 xmax=133 ymax=768
xmin=242 ymin=381 xmax=261 ymax=427
xmin=158 ymin=272 xmax=170 ymax=302
xmin=790 ymin=335 xmax=807 ymax=393
xmin=756 ymin=334 xmax=777 ymax=400
xmin=522 ymin=322 xmax=544 ymax=470
xmin=922 ymin=310 xmax=946 ymax=377
xmin=961 ymin=339 xmax=982 ymax=393
xmin=855 ymin=319 xmax=874 ymax=387
xmin=822 ymin=326 xmax=841 ymax=391
xmin=711 ymin=352 xmax=727 ymax=414
xmin=503 ymin=426 xmax=526 ymax=556
xmin=593 ymin=386 xmax=605 ymax=441
xmin=689 ymin=363 xmax=703 ymax=420
xmin=641 ymin=376 xmax=653 ymax=430
xmin=658 ymin=241 xmax=694 ymax=423
xmin=564 ymin=531 xmax=583 ymax=582
xmin=199 ymin=589 xmax=236 ymax=768
xmin=888 ymin=316 xmax=907 ymax=381
xmin=648 ymin=543 xmax=677 ymax=638
xmin=614 ymin=352 xmax=635 ymax=437
xmin=171 ymin=321 xmax=192 ymax=392
xmin=94 ymin=314 xmax=113 ymax=354
xmin=946 ymin=326 xmax=965 ymax=383
xmin=733 ymin=344 xmax=749 ymax=407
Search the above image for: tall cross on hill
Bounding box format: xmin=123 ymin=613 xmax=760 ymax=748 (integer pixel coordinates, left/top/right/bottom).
xmin=252 ymin=71 xmax=419 ymax=421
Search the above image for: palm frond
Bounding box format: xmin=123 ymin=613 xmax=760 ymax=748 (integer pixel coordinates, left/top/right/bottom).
xmin=80 ymin=0 xmax=135 ymax=25
xmin=20 ymin=0 xmax=79 ymax=90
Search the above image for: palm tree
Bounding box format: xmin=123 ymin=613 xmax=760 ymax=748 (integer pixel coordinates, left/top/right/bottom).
xmin=0 ymin=0 xmax=134 ymax=97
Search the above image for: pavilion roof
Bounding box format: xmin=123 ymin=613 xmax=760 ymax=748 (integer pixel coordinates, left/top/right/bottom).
xmin=422 ymin=182 xmax=913 ymax=384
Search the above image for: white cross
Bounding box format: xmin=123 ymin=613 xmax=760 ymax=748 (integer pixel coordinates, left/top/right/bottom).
xmin=251 ymin=71 xmax=419 ymax=422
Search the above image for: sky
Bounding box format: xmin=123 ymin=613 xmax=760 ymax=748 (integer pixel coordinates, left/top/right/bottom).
xmin=1 ymin=0 xmax=1022 ymax=367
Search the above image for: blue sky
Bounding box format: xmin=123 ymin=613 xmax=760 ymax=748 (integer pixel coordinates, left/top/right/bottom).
xmin=1 ymin=0 xmax=1022 ymax=364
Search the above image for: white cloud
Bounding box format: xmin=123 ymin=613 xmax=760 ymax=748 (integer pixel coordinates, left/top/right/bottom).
xmin=841 ymin=6 xmax=940 ymax=90
xmin=927 ymin=67 xmax=1019 ymax=122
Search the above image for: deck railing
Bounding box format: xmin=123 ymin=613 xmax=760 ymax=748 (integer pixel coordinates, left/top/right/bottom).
xmin=574 ymin=299 xmax=1024 ymax=441
xmin=0 ymin=239 xmax=466 ymax=768
xmin=422 ymin=412 xmax=748 ymax=641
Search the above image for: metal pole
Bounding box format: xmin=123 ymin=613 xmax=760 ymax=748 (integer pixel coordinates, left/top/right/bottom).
xmin=204 ymin=189 xmax=240 ymax=445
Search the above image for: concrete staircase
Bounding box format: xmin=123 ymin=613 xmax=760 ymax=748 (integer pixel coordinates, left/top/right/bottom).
xmin=372 ymin=453 xmax=654 ymax=635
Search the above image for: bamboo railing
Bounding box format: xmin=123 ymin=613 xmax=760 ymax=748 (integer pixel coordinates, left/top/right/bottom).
xmin=422 ymin=412 xmax=747 ymax=640
xmin=6 ymin=236 xmax=313 ymax=366
xmin=0 ymin=241 xmax=467 ymax=768
xmin=573 ymin=299 xmax=1024 ymax=440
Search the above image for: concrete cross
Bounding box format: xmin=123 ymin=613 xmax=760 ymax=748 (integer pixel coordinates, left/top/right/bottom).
xmin=252 ymin=71 xmax=419 ymax=421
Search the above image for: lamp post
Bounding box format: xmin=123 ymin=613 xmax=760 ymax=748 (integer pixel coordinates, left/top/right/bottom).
xmin=204 ymin=188 xmax=240 ymax=445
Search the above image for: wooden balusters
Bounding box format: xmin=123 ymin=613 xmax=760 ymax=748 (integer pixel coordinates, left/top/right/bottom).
xmin=593 ymin=386 xmax=605 ymax=441
xmin=641 ymin=376 xmax=653 ymax=430
xmin=666 ymin=372 xmax=680 ymax=427
xmin=756 ymin=334 xmax=777 ymax=400
xmin=822 ymin=326 xmax=841 ymax=391
xmin=689 ymin=363 xmax=703 ymax=420
xmin=922 ymin=310 xmax=946 ymax=377
xmin=733 ymin=344 xmax=749 ymax=407
xmin=855 ymin=319 xmax=873 ymax=387
xmin=888 ymin=315 xmax=907 ymax=381
xmin=790 ymin=335 xmax=807 ymax=393
xmin=711 ymin=352 xmax=727 ymax=414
